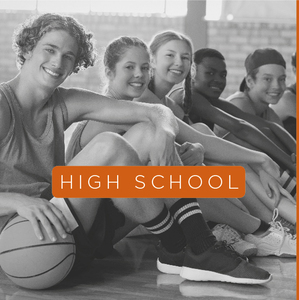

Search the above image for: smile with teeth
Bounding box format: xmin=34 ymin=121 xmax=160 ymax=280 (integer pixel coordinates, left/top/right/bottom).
xmin=130 ymin=83 xmax=143 ymax=87
xmin=210 ymin=86 xmax=222 ymax=91
xmin=267 ymin=92 xmax=280 ymax=97
xmin=169 ymin=69 xmax=183 ymax=75
xmin=44 ymin=67 xmax=61 ymax=78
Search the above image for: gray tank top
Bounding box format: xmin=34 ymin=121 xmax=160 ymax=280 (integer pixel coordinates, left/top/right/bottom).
xmin=0 ymin=83 xmax=67 ymax=198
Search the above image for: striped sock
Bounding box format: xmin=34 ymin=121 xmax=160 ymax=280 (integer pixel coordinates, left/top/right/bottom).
xmin=169 ymin=198 xmax=216 ymax=255
xmin=280 ymin=169 xmax=296 ymax=199
xmin=142 ymin=204 xmax=186 ymax=253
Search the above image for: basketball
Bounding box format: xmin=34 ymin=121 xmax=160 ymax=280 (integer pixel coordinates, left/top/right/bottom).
xmin=0 ymin=215 xmax=76 ymax=290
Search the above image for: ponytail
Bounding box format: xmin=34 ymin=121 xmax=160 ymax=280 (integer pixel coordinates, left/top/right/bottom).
xmin=182 ymin=71 xmax=192 ymax=116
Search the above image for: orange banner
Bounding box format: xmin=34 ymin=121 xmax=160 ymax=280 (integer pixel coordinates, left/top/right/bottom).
xmin=52 ymin=166 xmax=246 ymax=198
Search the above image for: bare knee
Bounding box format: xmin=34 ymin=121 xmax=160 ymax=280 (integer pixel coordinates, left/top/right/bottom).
xmin=72 ymin=132 xmax=142 ymax=166
xmin=192 ymin=123 xmax=215 ymax=136
xmin=123 ymin=122 xmax=155 ymax=164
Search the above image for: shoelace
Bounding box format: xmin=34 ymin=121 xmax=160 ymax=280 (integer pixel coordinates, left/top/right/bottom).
xmin=214 ymin=225 xmax=242 ymax=244
xmin=224 ymin=227 xmax=243 ymax=244
xmin=269 ymin=208 xmax=296 ymax=242
xmin=215 ymin=241 xmax=247 ymax=261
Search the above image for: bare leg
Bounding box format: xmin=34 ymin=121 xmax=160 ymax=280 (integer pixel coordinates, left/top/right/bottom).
xmin=243 ymin=164 xmax=296 ymax=224
xmin=198 ymin=198 xmax=261 ymax=234
xmin=67 ymin=131 xmax=164 ymax=233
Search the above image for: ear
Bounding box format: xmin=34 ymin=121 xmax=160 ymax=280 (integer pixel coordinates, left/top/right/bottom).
xmin=105 ymin=67 xmax=114 ymax=80
xmin=23 ymin=50 xmax=33 ymax=61
xmin=245 ymin=76 xmax=254 ymax=89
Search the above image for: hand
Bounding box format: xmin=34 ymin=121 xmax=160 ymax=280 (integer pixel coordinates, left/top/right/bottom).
xmin=260 ymin=155 xmax=280 ymax=180
xmin=179 ymin=142 xmax=205 ymax=166
xmin=16 ymin=196 xmax=70 ymax=242
xmin=258 ymin=169 xmax=294 ymax=208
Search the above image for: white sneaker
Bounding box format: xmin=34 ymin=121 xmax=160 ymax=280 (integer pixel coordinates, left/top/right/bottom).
xmin=244 ymin=209 xmax=296 ymax=257
xmin=212 ymin=224 xmax=257 ymax=257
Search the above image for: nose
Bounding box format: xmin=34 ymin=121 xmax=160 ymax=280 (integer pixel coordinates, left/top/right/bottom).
xmin=174 ymin=55 xmax=183 ymax=66
xmin=271 ymin=78 xmax=284 ymax=90
xmin=214 ymin=73 xmax=226 ymax=84
xmin=134 ymin=67 xmax=143 ymax=78
xmin=51 ymin=54 xmax=62 ymax=69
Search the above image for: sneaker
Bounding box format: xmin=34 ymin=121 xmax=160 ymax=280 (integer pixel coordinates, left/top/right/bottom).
xmin=180 ymin=241 xmax=272 ymax=284
xmin=212 ymin=224 xmax=257 ymax=257
xmin=156 ymin=243 xmax=185 ymax=275
xmin=244 ymin=209 xmax=296 ymax=257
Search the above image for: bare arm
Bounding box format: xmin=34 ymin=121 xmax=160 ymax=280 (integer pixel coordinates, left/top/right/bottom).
xmin=63 ymin=88 xmax=179 ymax=166
xmin=136 ymin=89 xmax=280 ymax=177
xmin=186 ymin=93 xmax=295 ymax=174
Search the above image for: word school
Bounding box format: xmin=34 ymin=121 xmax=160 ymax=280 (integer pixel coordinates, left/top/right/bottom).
xmin=52 ymin=166 xmax=246 ymax=198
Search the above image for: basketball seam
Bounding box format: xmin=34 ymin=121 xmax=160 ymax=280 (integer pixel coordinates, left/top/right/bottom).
xmin=4 ymin=253 xmax=76 ymax=279
xmin=0 ymin=242 xmax=76 ymax=255
xmin=3 ymin=219 xmax=28 ymax=231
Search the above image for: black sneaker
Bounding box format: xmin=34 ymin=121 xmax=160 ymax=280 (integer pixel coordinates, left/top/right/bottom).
xmin=157 ymin=243 xmax=185 ymax=275
xmin=180 ymin=241 xmax=272 ymax=284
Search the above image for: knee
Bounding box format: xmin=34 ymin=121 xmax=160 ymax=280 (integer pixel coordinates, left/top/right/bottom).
xmin=89 ymin=132 xmax=141 ymax=166
xmin=192 ymin=123 xmax=215 ymax=136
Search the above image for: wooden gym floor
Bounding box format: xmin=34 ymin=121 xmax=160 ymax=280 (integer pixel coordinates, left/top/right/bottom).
xmin=0 ymin=235 xmax=296 ymax=300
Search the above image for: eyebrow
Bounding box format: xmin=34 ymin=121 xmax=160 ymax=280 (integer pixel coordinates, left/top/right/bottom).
xmin=204 ymin=65 xmax=227 ymax=72
xmin=262 ymin=73 xmax=286 ymax=77
xmin=166 ymin=49 xmax=191 ymax=56
xmin=43 ymin=43 xmax=77 ymax=57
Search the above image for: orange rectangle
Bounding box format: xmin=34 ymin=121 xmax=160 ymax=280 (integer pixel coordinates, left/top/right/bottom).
xmin=52 ymin=166 xmax=245 ymax=198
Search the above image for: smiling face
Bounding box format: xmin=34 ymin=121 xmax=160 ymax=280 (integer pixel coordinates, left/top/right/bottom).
xmin=151 ymin=40 xmax=192 ymax=88
xmin=193 ymin=57 xmax=227 ymax=100
xmin=24 ymin=30 xmax=78 ymax=90
xmin=107 ymin=46 xmax=150 ymax=100
xmin=247 ymin=64 xmax=286 ymax=106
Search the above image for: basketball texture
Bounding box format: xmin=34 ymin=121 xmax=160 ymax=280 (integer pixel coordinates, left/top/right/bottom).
xmin=0 ymin=215 xmax=76 ymax=290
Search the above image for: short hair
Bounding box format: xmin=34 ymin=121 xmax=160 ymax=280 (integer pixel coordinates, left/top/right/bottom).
xmin=12 ymin=13 xmax=97 ymax=73
xmin=193 ymin=48 xmax=225 ymax=65
xmin=104 ymin=36 xmax=149 ymax=73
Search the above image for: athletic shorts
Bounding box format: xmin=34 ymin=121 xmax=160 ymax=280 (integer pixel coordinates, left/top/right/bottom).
xmin=0 ymin=193 xmax=125 ymax=275
xmin=64 ymin=197 xmax=125 ymax=273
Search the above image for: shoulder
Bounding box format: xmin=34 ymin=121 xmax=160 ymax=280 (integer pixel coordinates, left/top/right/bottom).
xmin=271 ymin=90 xmax=296 ymax=120
xmin=226 ymin=91 xmax=254 ymax=113
xmin=168 ymin=87 xmax=185 ymax=105
xmin=134 ymin=88 xmax=161 ymax=104
xmin=0 ymin=88 xmax=12 ymax=140
xmin=266 ymin=107 xmax=284 ymax=125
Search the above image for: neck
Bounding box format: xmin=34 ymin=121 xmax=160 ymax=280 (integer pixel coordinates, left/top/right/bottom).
xmin=8 ymin=73 xmax=53 ymax=112
xmin=106 ymin=87 xmax=132 ymax=101
xmin=245 ymin=90 xmax=267 ymax=116
xmin=153 ymin=76 xmax=174 ymax=100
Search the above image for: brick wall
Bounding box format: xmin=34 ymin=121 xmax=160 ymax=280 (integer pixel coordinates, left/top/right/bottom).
xmin=208 ymin=21 xmax=296 ymax=98
xmin=0 ymin=11 xmax=184 ymax=93
xmin=0 ymin=11 xmax=296 ymax=98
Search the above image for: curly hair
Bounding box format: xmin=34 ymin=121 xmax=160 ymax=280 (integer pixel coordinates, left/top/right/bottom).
xmin=12 ymin=13 xmax=97 ymax=73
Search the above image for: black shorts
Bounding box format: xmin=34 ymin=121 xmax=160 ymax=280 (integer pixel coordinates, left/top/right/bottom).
xmin=64 ymin=198 xmax=125 ymax=274
xmin=40 ymin=185 xmax=125 ymax=273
